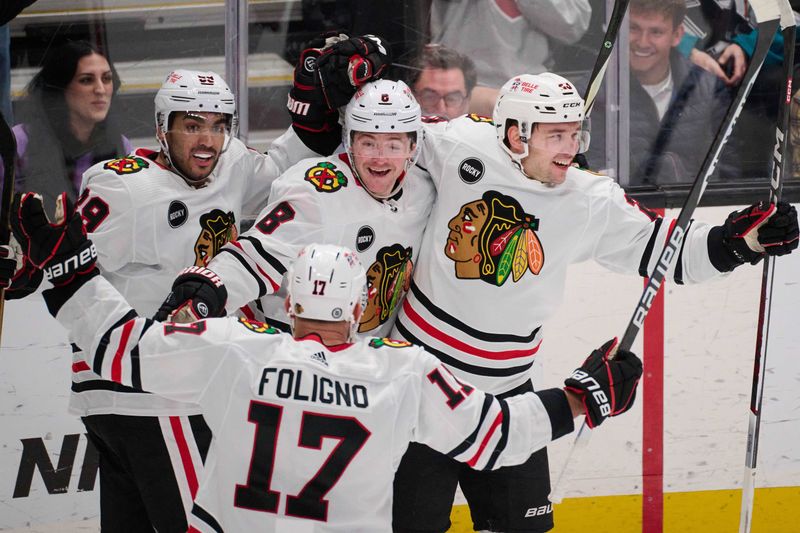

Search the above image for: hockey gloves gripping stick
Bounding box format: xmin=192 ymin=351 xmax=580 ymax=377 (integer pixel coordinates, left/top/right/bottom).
xmin=10 ymin=192 xmax=98 ymax=288
xmin=153 ymin=266 xmax=227 ymax=323
xmin=709 ymin=201 xmax=799 ymax=272
xmin=564 ymin=338 xmax=643 ymax=429
xmin=288 ymin=33 xmax=391 ymax=155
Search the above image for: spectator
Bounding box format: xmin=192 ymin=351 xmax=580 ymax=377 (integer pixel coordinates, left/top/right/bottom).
xmin=6 ymin=41 xmax=131 ymax=217
xmin=407 ymin=44 xmax=476 ymax=119
xmin=429 ymin=0 xmax=591 ymax=87
xmin=585 ymin=0 xmax=738 ymax=185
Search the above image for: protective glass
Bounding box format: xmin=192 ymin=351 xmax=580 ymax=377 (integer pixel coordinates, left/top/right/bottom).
xmin=416 ymin=88 xmax=467 ymax=109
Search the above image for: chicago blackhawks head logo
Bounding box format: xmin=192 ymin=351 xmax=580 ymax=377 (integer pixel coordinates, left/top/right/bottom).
xmin=305 ymin=161 xmax=348 ymax=193
xmin=358 ymin=244 xmax=413 ymax=333
xmin=445 ymin=190 xmax=544 ymax=285
xmin=104 ymin=156 xmax=149 ymax=175
xmin=194 ymin=209 xmax=237 ymax=266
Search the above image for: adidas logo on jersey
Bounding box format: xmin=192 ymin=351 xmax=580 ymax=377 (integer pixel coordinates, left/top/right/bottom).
xmin=310 ymin=351 xmax=328 ymax=367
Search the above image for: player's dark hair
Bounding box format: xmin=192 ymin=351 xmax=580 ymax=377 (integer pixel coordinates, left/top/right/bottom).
xmin=407 ymin=44 xmax=478 ymax=95
xmin=631 ymin=0 xmax=686 ymax=28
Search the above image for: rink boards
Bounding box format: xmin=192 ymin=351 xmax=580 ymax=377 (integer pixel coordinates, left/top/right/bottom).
xmin=0 ymin=204 xmax=798 ymax=532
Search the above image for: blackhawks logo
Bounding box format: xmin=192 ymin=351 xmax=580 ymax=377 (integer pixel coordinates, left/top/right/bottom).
xmin=369 ymin=338 xmax=412 ymax=349
xmin=104 ymin=156 xmax=149 ymax=175
xmin=194 ymin=209 xmax=237 ymax=266
xmin=445 ymin=190 xmax=544 ymax=286
xmin=358 ymin=244 xmax=413 ymax=333
xmin=305 ymin=161 xmax=348 ymax=193
xmin=466 ymin=113 xmax=493 ymax=124
xmin=238 ymin=317 xmax=279 ymax=334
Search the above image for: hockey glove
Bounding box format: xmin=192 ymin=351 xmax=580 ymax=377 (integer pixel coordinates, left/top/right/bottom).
xmin=10 ymin=192 xmax=98 ymax=287
xmin=0 ymin=240 xmax=43 ymax=300
xmin=288 ymin=32 xmax=349 ymax=155
xmin=709 ymin=201 xmax=799 ymax=272
xmin=564 ymin=338 xmax=643 ymax=429
xmin=153 ymin=266 xmax=227 ymax=323
xmin=316 ymin=34 xmax=392 ymax=109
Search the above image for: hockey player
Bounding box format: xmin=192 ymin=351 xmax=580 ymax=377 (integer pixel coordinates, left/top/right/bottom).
xmin=6 ymin=194 xmax=643 ymax=532
xmin=386 ymin=73 xmax=799 ymax=532
xmin=155 ymin=79 xmax=435 ymax=338
xmin=3 ymin=34 xmax=391 ymax=532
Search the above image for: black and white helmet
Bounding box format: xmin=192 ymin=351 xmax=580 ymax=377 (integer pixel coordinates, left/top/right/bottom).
xmin=154 ymin=70 xmax=238 ymax=166
xmin=343 ymin=79 xmax=423 ymax=199
xmin=287 ymin=244 xmax=367 ymax=342
xmin=493 ymin=73 xmax=589 ymax=171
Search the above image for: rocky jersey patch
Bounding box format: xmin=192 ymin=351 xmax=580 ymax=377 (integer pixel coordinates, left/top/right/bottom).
xmin=238 ymin=317 xmax=280 ymax=334
xmin=104 ymin=156 xmax=149 ymax=175
xmin=304 ymin=161 xmax=348 ymax=193
xmin=444 ymin=190 xmax=544 ymax=286
xmin=358 ymin=244 xmax=413 ymax=333
xmin=368 ymin=338 xmax=412 ymax=349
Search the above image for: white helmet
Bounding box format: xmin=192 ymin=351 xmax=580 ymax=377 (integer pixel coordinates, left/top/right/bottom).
xmin=287 ymin=244 xmax=367 ymax=342
xmin=154 ymin=70 xmax=238 ymax=168
xmin=343 ymin=79 xmax=423 ymax=199
xmin=493 ymin=73 xmax=589 ymax=172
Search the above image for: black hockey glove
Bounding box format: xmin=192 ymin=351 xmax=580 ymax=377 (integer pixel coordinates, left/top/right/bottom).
xmin=0 ymin=242 xmax=43 ymax=300
xmin=316 ymin=34 xmax=392 ymax=109
xmin=288 ymin=32 xmax=349 ymax=155
xmin=153 ymin=266 xmax=227 ymax=323
xmin=709 ymin=201 xmax=799 ymax=272
xmin=10 ymin=192 xmax=98 ymax=288
xmin=564 ymin=338 xmax=643 ymax=429
xmin=572 ymin=153 xmax=590 ymax=170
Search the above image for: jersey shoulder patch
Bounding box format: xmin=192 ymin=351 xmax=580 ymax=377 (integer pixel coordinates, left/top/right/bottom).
xmin=466 ymin=113 xmax=494 ymax=124
xmin=304 ymin=161 xmax=348 ymax=193
xmin=238 ymin=317 xmax=280 ymax=334
xmin=103 ymin=156 xmax=150 ymax=176
xmin=368 ymin=337 xmax=413 ymax=349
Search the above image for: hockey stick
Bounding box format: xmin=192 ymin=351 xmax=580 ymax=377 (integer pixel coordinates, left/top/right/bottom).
xmin=583 ymin=0 xmax=632 ymax=115
xmin=0 ymin=112 xmax=16 ymax=343
xmin=549 ymin=0 xmax=783 ymax=504
xmin=739 ymin=2 xmax=795 ymax=531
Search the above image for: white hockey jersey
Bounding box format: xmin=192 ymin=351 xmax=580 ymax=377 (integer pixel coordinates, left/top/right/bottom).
xmin=71 ymin=129 xmax=316 ymax=416
xmin=207 ymin=153 xmax=435 ymax=337
xmin=50 ymin=275 xmax=576 ymax=533
xmin=393 ymin=115 xmax=727 ymax=394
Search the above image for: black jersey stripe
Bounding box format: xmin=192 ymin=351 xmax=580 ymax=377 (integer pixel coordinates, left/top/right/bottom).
xmin=93 ymin=310 xmax=138 ymax=375
xmin=484 ymin=398 xmax=511 ymax=470
xmin=409 ymin=280 xmax=540 ymax=344
xmin=638 ymin=217 xmax=663 ymax=277
xmin=192 ymin=503 xmax=224 ymax=533
xmin=72 ymin=379 xmax=151 ymax=394
xmin=446 ymin=394 xmax=494 ymax=459
xmin=217 ymin=247 xmax=268 ymax=298
xmin=673 ymin=219 xmax=693 ymax=286
xmin=239 ymin=235 xmax=288 ymax=275
xmin=189 ymin=415 xmax=212 ymax=463
xmin=395 ymin=320 xmax=534 ymax=377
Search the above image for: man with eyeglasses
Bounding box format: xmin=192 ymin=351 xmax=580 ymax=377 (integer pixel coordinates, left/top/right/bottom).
xmin=407 ymin=45 xmax=477 ymax=120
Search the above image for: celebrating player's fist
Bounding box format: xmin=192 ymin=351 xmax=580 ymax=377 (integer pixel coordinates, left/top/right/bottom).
xmin=11 ymin=192 xmax=98 ymax=288
xmin=153 ymin=266 xmax=227 ymax=323
xmin=316 ymin=34 xmax=392 ymax=108
xmin=563 ymin=338 xmax=643 ymax=428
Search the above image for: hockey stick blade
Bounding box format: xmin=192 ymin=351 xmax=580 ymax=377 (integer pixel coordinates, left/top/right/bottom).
xmin=0 ymin=112 xmax=17 ymax=342
xmin=739 ymin=2 xmax=795 ymax=531
xmin=583 ymin=0 xmax=631 ymax=116
xmin=549 ymin=0 xmax=782 ymax=505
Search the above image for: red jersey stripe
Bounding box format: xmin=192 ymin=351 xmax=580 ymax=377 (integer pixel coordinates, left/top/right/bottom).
xmin=110 ymin=320 xmax=135 ymax=383
xmin=169 ymin=416 xmax=200 ymax=498
xmin=466 ymin=410 xmax=504 ymax=467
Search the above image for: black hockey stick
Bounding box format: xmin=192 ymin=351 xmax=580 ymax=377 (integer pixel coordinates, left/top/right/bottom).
xmin=549 ymin=0 xmax=783 ymax=504
xmin=583 ymin=0 xmax=631 ymax=115
xmin=0 ymin=112 xmax=16 ymax=342
xmin=739 ymin=2 xmax=795 ymax=531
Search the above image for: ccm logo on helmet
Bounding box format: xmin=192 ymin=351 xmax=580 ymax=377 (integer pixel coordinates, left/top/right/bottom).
xmin=563 ymin=102 xmax=581 ymax=108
